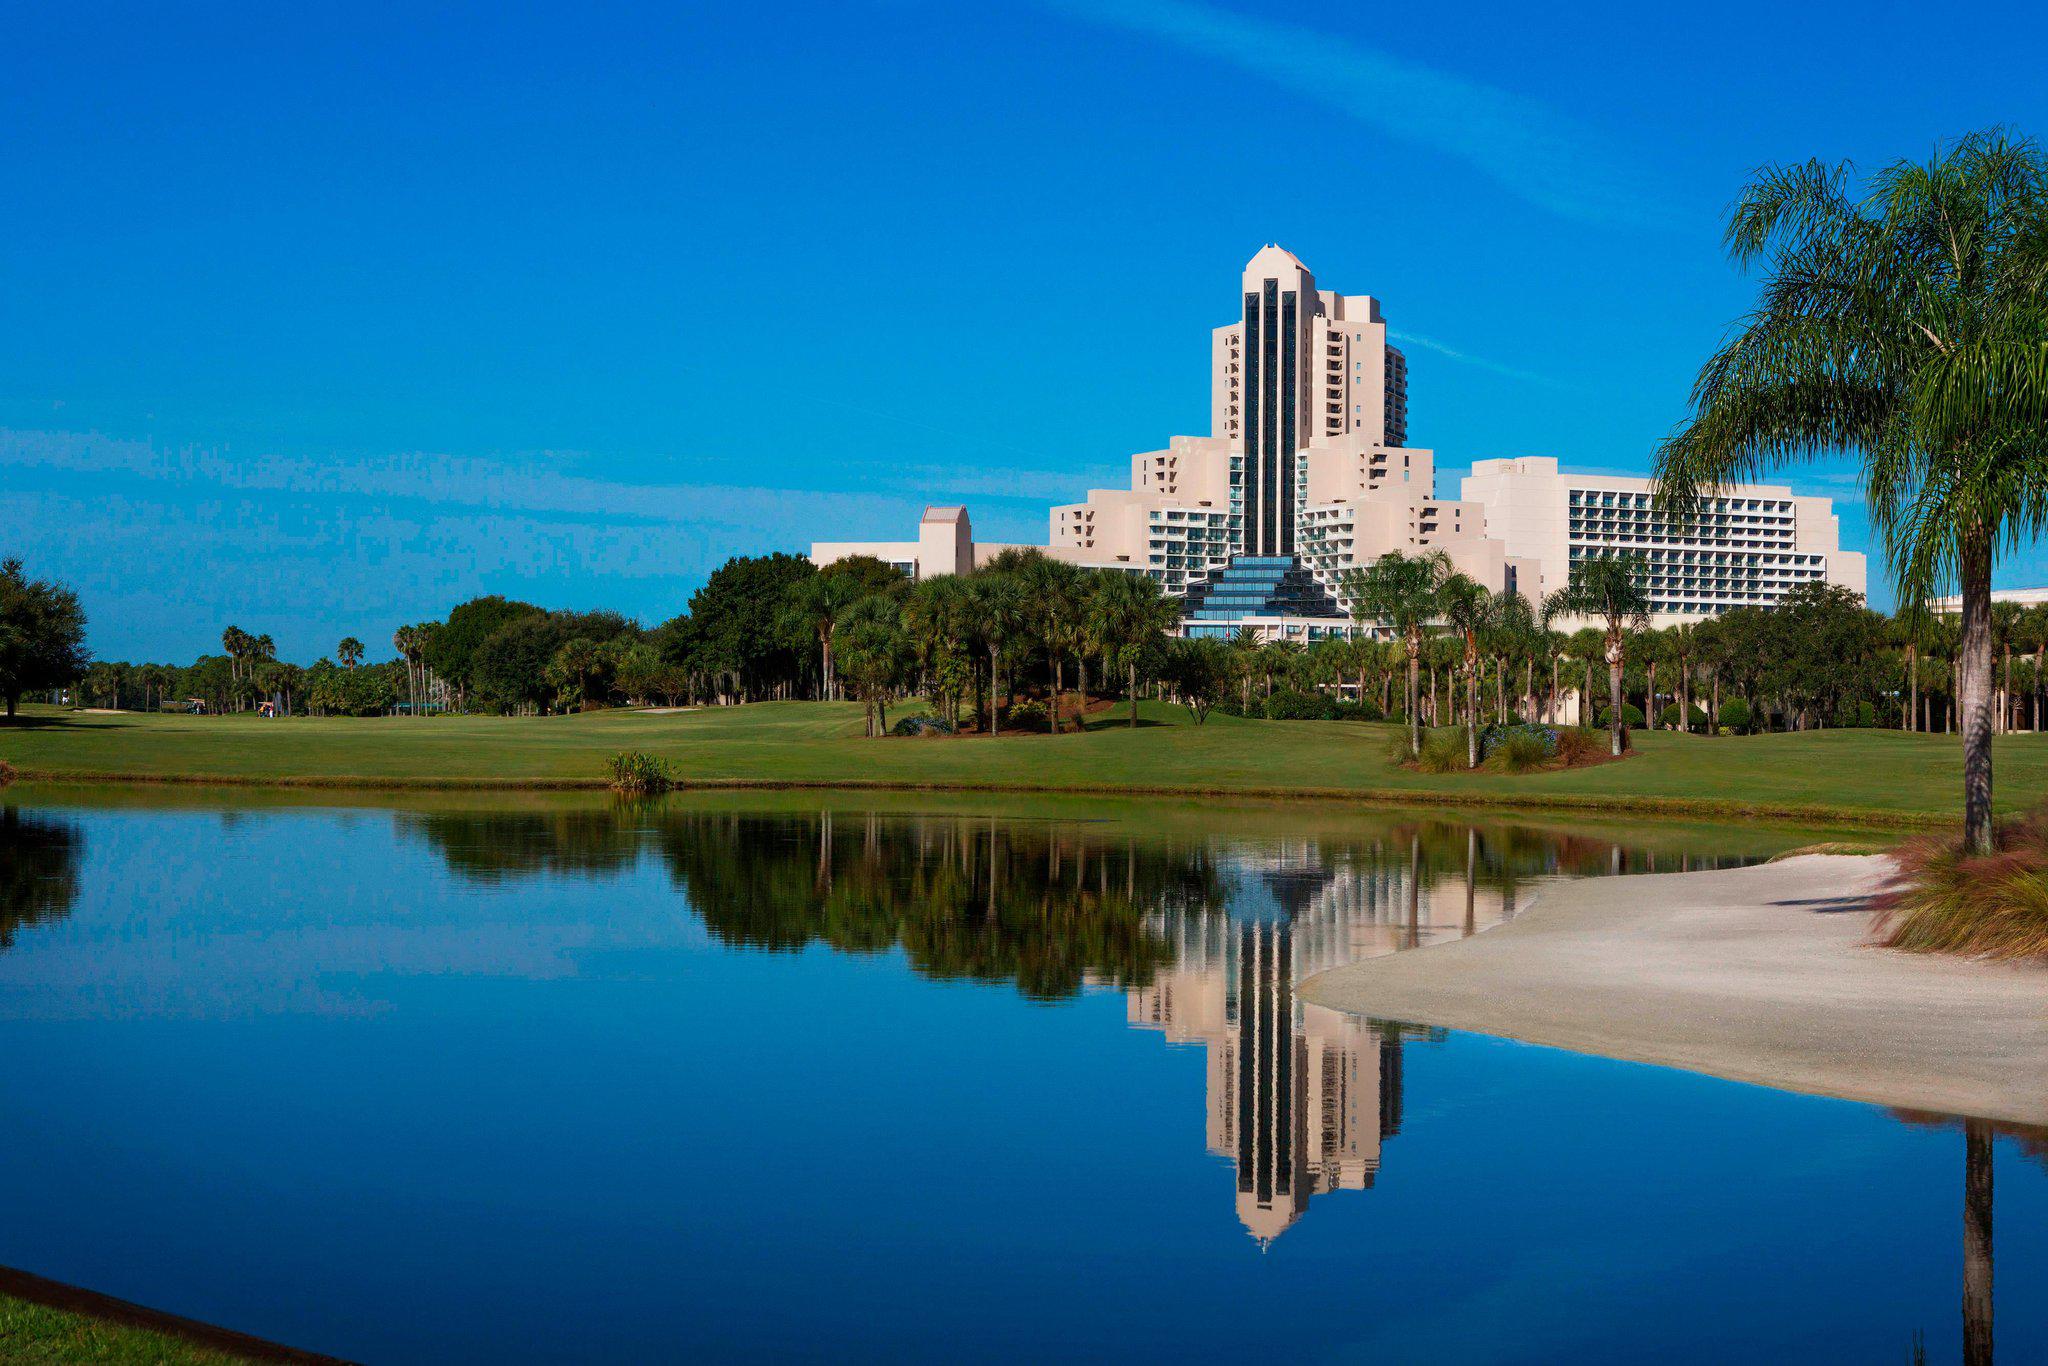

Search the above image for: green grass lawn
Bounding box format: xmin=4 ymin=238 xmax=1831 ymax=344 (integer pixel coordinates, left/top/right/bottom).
xmin=5 ymin=700 xmax=2046 ymax=826
xmin=0 ymin=1293 xmax=265 ymax=1365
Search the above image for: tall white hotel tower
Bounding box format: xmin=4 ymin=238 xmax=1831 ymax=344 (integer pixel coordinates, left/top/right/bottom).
xmin=812 ymin=246 xmax=1864 ymax=638
xmin=1214 ymin=244 xmax=1408 ymax=558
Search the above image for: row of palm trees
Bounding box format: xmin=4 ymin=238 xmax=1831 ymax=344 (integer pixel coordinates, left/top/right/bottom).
xmin=1347 ymin=550 xmax=1650 ymax=764
xmin=809 ymin=549 xmax=1183 ymax=737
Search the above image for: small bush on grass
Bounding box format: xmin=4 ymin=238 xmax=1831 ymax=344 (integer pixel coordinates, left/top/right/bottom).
xmin=1873 ymin=808 xmax=2048 ymax=961
xmin=1552 ymin=727 xmax=1610 ymax=766
xmin=1332 ymin=699 xmax=1383 ymax=722
xmin=1261 ymin=689 xmax=1340 ymax=721
xmin=891 ymin=714 xmax=955 ymax=737
xmin=1003 ymin=699 xmax=1050 ymax=733
xmin=1596 ymin=703 xmax=1645 ymax=729
xmin=1660 ymin=703 xmax=1710 ymax=730
xmin=1717 ymin=699 xmax=1753 ymax=733
xmin=1481 ymin=724 xmax=1556 ymax=773
xmin=1414 ymin=727 xmax=1467 ymax=773
xmin=606 ymin=750 xmax=677 ymax=794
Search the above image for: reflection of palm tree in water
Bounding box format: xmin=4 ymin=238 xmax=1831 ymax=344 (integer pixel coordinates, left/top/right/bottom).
xmin=1964 ymin=1120 xmax=1992 ymax=1366
xmin=0 ymin=807 xmax=82 ymax=950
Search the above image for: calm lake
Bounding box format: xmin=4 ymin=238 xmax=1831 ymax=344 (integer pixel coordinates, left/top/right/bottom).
xmin=0 ymin=790 xmax=2040 ymax=1364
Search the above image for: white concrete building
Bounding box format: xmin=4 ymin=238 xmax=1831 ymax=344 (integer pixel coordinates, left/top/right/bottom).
xmin=810 ymin=247 xmax=1867 ymax=638
xmin=1461 ymin=457 xmax=1866 ymax=626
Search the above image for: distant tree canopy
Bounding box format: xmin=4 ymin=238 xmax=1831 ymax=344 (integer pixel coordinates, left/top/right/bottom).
xmin=37 ymin=542 xmax=2036 ymax=736
xmin=0 ymin=558 xmax=90 ymax=719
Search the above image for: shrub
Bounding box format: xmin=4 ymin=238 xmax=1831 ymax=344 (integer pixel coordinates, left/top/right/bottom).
xmin=1596 ymin=703 xmax=1646 ymax=729
xmin=1261 ymin=689 xmax=1340 ymax=721
xmin=1332 ymin=699 xmax=1383 ymax=722
xmin=1553 ymin=727 xmax=1605 ymax=766
xmin=1718 ymin=699 xmax=1753 ymax=733
xmin=1004 ymin=699 xmax=1050 ymax=733
xmin=1414 ymin=727 xmax=1467 ymax=773
xmin=1873 ymin=807 xmax=2048 ymax=961
xmin=0 ymin=759 xmax=13 ymax=786
xmin=1483 ymin=730 xmax=1555 ymax=773
xmin=1660 ymin=703 xmax=1710 ymax=730
xmin=891 ymin=714 xmax=955 ymax=737
xmin=605 ymin=750 xmax=676 ymax=794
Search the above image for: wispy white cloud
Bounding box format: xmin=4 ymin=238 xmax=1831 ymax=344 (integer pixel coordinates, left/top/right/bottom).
xmin=1388 ymin=330 xmax=1564 ymax=388
xmin=1042 ymin=0 xmax=1669 ymax=226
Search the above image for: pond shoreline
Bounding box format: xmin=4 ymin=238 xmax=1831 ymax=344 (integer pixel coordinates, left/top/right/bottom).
xmin=1300 ymin=854 xmax=2048 ymax=1126
xmin=4 ymin=769 xmax=1962 ymax=831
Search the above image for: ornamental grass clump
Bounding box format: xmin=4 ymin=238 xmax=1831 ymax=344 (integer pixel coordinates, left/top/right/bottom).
xmin=605 ymin=750 xmax=677 ymax=794
xmin=0 ymin=759 xmax=14 ymax=786
xmin=1873 ymin=806 xmax=2048 ymax=962
xmin=1482 ymin=728 xmax=1555 ymax=774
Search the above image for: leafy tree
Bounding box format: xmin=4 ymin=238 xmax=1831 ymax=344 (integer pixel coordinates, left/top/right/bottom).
xmin=426 ymin=595 xmax=545 ymax=706
xmin=1161 ymin=637 xmax=1232 ymax=724
xmin=685 ymin=553 xmax=817 ymax=702
xmin=1656 ymin=131 xmax=2048 ymax=852
xmin=0 ymin=559 xmax=89 ymax=719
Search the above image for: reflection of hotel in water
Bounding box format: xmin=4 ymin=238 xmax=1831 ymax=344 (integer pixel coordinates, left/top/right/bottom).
xmin=1123 ymin=840 xmax=1527 ymax=1243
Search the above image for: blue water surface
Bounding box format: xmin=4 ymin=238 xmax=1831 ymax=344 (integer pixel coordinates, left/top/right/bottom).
xmin=0 ymin=795 xmax=2037 ymax=1364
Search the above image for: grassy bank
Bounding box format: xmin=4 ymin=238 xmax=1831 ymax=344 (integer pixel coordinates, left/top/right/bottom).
xmin=5 ymin=701 xmax=2045 ymax=826
xmin=0 ymin=1267 xmax=348 ymax=1365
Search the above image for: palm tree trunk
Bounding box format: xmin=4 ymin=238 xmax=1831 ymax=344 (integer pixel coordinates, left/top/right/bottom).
xmin=1128 ymin=661 xmax=1139 ymax=727
xmin=1906 ymin=645 xmax=1917 ymax=731
xmin=1583 ymin=659 xmax=1595 ymax=728
xmin=1646 ymin=660 xmax=1658 ymax=730
xmin=1466 ymin=665 xmax=1478 ymax=769
xmin=1050 ymin=656 xmax=1062 ymax=734
xmin=1606 ymin=634 xmax=1625 ymax=758
xmin=1549 ymin=656 xmax=1558 ymax=724
xmin=1960 ymin=531 xmax=1996 ymax=855
xmin=1400 ymin=651 xmax=1417 ymax=765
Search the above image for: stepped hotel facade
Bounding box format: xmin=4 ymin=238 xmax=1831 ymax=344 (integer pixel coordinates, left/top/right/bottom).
xmin=810 ymin=246 xmax=1865 ymax=638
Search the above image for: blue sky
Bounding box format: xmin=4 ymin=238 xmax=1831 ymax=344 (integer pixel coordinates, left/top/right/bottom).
xmin=5 ymin=0 xmax=2046 ymax=662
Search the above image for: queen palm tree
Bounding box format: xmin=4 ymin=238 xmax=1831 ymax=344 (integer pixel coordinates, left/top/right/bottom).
xmin=963 ymin=569 xmax=1027 ymax=736
xmin=1227 ymin=625 xmax=1261 ymax=714
xmin=1347 ymin=549 xmax=1450 ymax=757
xmin=1656 ymin=131 xmax=2048 ymax=852
xmin=1544 ymin=556 xmax=1652 ymax=757
xmin=1085 ymin=572 xmax=1180 ymax=727
xmin=1435 ymin=573 xmax=1491 ymax=768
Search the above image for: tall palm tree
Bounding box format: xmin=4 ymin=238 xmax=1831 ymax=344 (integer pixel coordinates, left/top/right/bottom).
xmin=1435 ymin=573 xmax=1491 ymax=768
xmin=1086 ymin=572 xmax=1180 ymax=727
xmin=963 ymin=569 xmax=1027 ymax=737
xmin=336 ymin=636 xmax=365 ymax=669
xmin=1655 ymin=131 xmax=2048 ymax=852
xmin=1020 ymin=556 xmax=1085 ymax=733
xmin=785 ymin=572 xmax=866 ymax=701
xmin=1544 ymin=557 xmax=1651 ymax=757
xmin=1485 ymin=589 xmax=1537 ymax=724
xmin=1347 ymin=550 xmax=1450 ymax=757
xmin=1228 ymin=624 xmax=1261 ymax=714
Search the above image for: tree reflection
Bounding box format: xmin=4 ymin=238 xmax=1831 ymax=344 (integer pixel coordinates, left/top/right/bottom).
xmin=401 ymin=809 xmax=643 ymax=883
xmin=651 ymin=811 xmax=1215 ymax=1001
xmin=0 ymin=807 xmax=82 ymax=950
